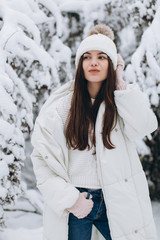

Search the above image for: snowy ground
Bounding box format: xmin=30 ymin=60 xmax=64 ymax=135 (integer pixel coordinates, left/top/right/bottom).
xmin=1 ymin=196 xmax=160 ymax=240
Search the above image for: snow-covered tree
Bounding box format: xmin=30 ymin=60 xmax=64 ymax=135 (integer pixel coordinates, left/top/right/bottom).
xmin=0 ymin=0 xmax=71 ymax=228
xmin=125 ymin=5 xmax=160 ymax=199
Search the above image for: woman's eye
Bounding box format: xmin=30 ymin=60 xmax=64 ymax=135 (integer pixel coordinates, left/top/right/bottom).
xmin=83 ymin=56 xmax=89 ymax=59
xmin=99 ymin=56 xmax=106 ymax=59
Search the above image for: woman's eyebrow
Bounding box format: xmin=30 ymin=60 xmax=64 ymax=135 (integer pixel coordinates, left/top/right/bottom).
xmin=98 ymin=52 xmax=107 ymax=55
xmin=83 ymin=52 xmax=107 ymax=56
xmin=84 ymin=52 xmax=91 ymax=54
xmin=84 ymin=52 xmax=107 ymax=55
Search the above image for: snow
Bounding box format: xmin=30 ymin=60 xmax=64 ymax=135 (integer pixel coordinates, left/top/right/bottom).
xmin=5 ymin=5 xmax=41 ymax=45
xmin=118 ymin=26 xmax=137 ymax=61
xmin=0 ymin=85 xmax=17 ymax=114
xmin=38 ymin=0 xmax=62 ymax=37
xmin=135 ymin=139 xmax=151 ymax=155
xmin=0 ymin=120 xmax=15 ymax=140
xmin=0 ymin=161 xmax=9 ymax=179
xmin=5 ymin=30 xmax=58 ymax=81
xmin=152 ymin=201 xmax=160 ymax=238
xmin=125 ymin=5 xmax=160 ymax=106
xmin=60 ymin=1 xmax=88 ymax=12
xmin=0 ymin=187 xmax=8 ymax=200
xmin=6 ymin=0 xmax=51 ymax=25
xmin=1 ymin=227 xmax=43 ymax=240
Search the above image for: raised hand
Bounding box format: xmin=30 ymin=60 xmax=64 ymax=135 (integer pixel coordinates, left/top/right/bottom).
xmin=115 ymin=54 xmax=127 ymax=90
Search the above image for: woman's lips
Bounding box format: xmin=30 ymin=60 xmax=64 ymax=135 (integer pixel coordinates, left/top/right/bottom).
xmin=89 ymin=69 xmax=100 ymax=73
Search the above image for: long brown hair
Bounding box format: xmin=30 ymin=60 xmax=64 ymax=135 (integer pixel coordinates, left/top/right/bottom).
xmin=65 ymin=56 xmax=117 ymax=150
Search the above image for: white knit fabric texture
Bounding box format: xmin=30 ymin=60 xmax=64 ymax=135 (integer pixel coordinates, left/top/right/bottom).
xmin=56 ymin=93 xmax=101 ymax=189
xmin=75 ymin=33 xmax=117 ymax=70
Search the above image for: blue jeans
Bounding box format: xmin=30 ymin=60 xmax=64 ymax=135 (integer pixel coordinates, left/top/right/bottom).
xmin=68 ymin=187 xmax=112 ymax=240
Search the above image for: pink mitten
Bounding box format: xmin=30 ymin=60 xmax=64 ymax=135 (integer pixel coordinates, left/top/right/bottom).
xmin=116 ymin=54 xmax=125 ymax=81
xmin=115 ymin=53 xmax=127 ymax=90
xmin=66 ymin=192 xmax=93 ymax=219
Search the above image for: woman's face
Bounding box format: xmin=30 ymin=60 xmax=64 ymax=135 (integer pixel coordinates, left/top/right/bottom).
xmin=82 ymin=50 xmax=109 ymax=83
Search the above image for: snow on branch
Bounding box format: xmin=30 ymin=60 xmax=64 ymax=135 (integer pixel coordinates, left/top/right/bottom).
xmin=0 ymin=0 xmax=73 ymax=228
xmin=37 ymin=0 xmax=63 ymax=37
xmin=125 ymin=6 xmax=160 ymax=107
xmin=0 ymin=2 xmax=40 ymax=44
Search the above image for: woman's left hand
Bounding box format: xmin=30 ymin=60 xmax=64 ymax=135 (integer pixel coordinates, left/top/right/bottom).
xmin=115 ymin=54 xmax=127 ymax=90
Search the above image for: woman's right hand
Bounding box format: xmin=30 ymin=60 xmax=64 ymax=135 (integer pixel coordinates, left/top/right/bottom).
xmin=66 ymin=192 xmax=93 ymax=219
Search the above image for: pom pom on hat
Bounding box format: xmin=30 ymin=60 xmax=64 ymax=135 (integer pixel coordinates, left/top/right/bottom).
xmin=87 ymin=24 xmax=115 ymax=40
xmin=75 ymin=24 xmax=117 ymax=70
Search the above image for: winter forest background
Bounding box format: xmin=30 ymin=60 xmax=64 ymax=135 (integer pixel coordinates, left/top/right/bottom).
xmin=0 ymin=0 xmax=160 ymax=239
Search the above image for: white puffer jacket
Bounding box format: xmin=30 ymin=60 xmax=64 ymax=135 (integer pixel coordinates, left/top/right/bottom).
xmin=31 ymin=80 xmax=158 ymax=240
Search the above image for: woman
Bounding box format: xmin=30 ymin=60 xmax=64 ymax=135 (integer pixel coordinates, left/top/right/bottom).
xmin=31 ymin=24 xmax=158 ymax=240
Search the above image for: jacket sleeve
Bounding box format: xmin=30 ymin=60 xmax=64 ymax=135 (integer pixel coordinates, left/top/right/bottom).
xmin=30 ymin=112 xmax=79 ymax=217
xmin=114 ymin=83 xmax=158 ymax=142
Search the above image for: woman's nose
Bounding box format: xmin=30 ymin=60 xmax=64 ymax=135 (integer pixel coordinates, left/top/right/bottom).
xmin=90 ymin=58 xmax=98 ymax=66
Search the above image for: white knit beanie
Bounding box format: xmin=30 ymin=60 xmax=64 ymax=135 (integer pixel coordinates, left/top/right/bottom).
xmin=75 ymin=33 xmax=117 ymax=70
